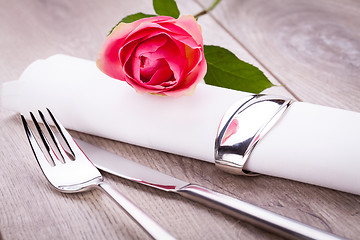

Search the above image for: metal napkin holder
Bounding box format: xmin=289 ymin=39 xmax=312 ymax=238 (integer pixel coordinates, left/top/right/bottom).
xmin=215 ymin=95 xmax=293 ymax=176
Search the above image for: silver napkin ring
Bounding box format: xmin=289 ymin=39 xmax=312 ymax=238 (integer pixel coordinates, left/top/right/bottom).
xmin=215 ymin=95 xmax=293 ymax=176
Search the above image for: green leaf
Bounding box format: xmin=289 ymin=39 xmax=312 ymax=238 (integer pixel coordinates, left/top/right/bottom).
xmin=108 ymin=12 xmax=156 ymax=35
xmin=204 ymin=45 xmax=274 ymax=94
xmin=120 ymin=12 xmax=157 ymax=23
xmin=153 ymin=0 xmax=180 ymax=18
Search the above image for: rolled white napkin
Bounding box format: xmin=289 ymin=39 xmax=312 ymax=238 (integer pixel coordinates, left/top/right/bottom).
xmin=2 ymin=54 xmax=360 ymax=195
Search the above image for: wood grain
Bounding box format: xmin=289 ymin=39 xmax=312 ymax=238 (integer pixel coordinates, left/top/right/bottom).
xmin=197 ymin=0 xmax=360 ymax=111
xmin=1 ymin=0 xmax=360 ymax=239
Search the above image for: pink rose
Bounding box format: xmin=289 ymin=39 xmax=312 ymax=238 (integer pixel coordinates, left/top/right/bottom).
xmin=97 ymin=15 xmax=207 ymax=96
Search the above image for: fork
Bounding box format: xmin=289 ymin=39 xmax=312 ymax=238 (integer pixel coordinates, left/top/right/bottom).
xmin=21 ymin=109 xmax=175 ymax=240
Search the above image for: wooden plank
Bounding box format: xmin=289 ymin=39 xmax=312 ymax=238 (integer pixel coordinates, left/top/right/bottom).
xmin=197 ymin=0 xmax=360 ymax=111
xmin=1 ymin=0 xmax=360 ymax=240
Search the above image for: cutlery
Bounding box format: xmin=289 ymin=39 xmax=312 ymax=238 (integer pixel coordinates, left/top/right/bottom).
xmin=75 ymin=137 xmax=345 ymax=240
xmin=21 ymin=109 xmax=175 ymax=240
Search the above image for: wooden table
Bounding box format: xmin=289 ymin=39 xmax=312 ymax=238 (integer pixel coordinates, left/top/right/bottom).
xmin=1 ymin=0 xmax=359 ymax=239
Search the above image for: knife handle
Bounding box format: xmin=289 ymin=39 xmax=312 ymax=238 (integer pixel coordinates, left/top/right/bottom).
xmin=177 ymin=184 xmax=343 ymax=240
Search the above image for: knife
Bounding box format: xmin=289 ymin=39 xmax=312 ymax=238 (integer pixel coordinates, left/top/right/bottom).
xmin=75 ymin=138 xmax=344 ymax=240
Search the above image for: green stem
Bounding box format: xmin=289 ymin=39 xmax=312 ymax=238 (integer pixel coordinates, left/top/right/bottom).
xmin=194 ymin=0 xmax=221 ymax=19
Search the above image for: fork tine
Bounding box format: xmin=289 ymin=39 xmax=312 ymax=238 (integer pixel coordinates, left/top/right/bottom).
xmin=46 ymin=108 xmax=80 ymax=158
xmin=30 ymin=112 xmax=63 ymax=165
xmin=21 ymin=114 xmax=53 ymax=170
xmin=38 ymin=110 xmax=71 ymax=163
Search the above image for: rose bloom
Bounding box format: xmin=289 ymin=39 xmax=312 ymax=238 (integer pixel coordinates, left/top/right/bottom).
xmin=97 ymin=15 xmax=207 ymax=96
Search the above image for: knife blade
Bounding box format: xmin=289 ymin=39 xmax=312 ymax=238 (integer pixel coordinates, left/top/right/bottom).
xmin=75 ymin=138 xmax=344 ymax=240
xmin=75 ymin=138 xmax=189 ymax=192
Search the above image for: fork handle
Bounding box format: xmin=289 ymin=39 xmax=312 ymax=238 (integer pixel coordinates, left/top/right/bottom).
xmin=98 ymin=182 xmax=176 ymax=240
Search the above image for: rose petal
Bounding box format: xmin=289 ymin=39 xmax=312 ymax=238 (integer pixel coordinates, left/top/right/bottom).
xmin=122 ymin=35 xmax=168 ymax=81
xmin=183 ymin=47 xmax=202 ymax=77
xmin=143 ymin=37 xmax=184 ymax=81
xmin=164 ymin=54 xmax=207 ymax=97
xmin=147 ymin=62 xmax=174 ymax=86
xmin=124 ymin=55 xmax=134 ymax=79
xmin=97 ymin=38 xmax=126 ymax=80
xmin=124 ymin=21 xmax=171 ymax=43
xmin=125 ymin=58 xmax=170 ymax=89
xmin=131 ymin=55 xmax=141 ymax=80
xmin=134 ymin=34 xmax=168 ymax=58
xmin=109 ymin=16 xmax=172 ymax=42
xmin=140 ymin=58 xmax=168 ymax=82
xmin=158 ymin=23 xmax=199 ymax=49
xmin=124 ymin=20 xmax=199 ymax=50
xmin=139 ymin=32 xmax=187 ymax=58
xmin=175 ymin=15 xmax=203 ymax=45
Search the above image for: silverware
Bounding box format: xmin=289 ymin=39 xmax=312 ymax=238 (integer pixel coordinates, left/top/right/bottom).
xmin=21 ymin=109 xmax=175 ymax=240
xmin=75 ymin=138 xmax=345 ymax=240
